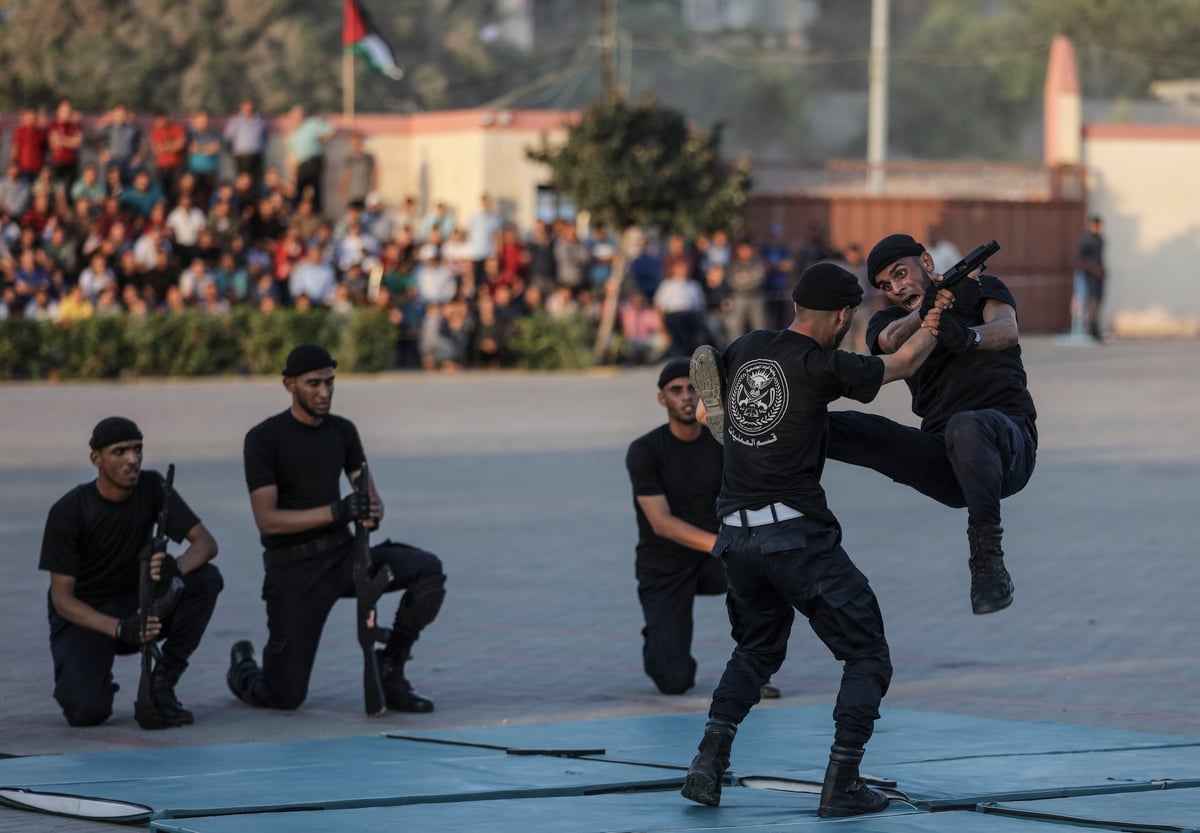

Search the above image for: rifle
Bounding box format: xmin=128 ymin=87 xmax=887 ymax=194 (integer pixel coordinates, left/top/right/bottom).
xmin=352 ymin=460 xmax=394 ymax=716
xmin=134 ymin=463 xmax=173 ymax=730
xmin=936 ymin=239 xmax=1000 ymax=291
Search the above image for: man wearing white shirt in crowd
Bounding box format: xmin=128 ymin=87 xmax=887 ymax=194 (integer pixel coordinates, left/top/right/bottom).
xmin=290 ymin=245 xmax=336 ymax=305
xmin=415 ymin=244 xmax=457 ymax=305
xmin=167 ymin=193 xmax=206 ymax=262
xmin=466 ymin=193 xmax=501 ymax=284
xmin=653 ymin=258 xmax=710 ymax=359
xmin=78 ymin=253 xmax=116 ymax=302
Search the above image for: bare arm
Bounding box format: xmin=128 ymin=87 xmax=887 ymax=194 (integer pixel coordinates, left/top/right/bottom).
xmin=173 ymin=521 xmax=218 ymax=574
xmin=249 ymin=484 xmax=337 ymax=537
xmin=49 ymin=573 xmax=160 ymax=640
xmin=636 ymin=494 xmax=717 ymax=554
xmin=878 ymin=311 xmax=939 ymax=384
xmin=976 ymin=298 xmax=1019 ymax=349
xmin=875 ymin=309 xmax=922 ymax=354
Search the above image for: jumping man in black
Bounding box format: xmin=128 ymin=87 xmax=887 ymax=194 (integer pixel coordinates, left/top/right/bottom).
xmin=227 ymin=344 xmax=446 ymax=713
xmin=39 ymin=417 xmax=223 ymax=728
xmin=682 ymin=263 xmax=943 ymax=818
xmin=828 ymin=234 xmax=1038 ymax=615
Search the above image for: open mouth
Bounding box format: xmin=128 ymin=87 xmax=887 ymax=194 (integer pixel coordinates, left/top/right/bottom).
xmin=901 ymin=293 xmax=921 ymax=311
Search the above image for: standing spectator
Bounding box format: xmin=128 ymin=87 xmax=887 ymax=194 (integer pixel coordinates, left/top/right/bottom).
xmin=149 ymin=111 xmax=188 ymax=203
xmin=287 ymin=106 xmax=335 ymax=215
xmin=496 ymin=224 xmax=528 ymax=287
xmin=759 ymin=223 xmax=793 ymax=329
xmin=338 ymin=130 xmax=377 ymax=209
xmin=1076 ymin=215 xmax=1106 ymax=342
xmin=289 ymin=245 xmax=336 ymax=305
xmin=186 ymin=110 xmax=222 ymax=210
xmin=526 ymin=218 xmax=558 ymax=295
xmin=465 ymin=193 xmax=501 ymax=285
xmin=587 ymin=222 xmax=617 ymax=289
xmin=9 ymin=108 xmax=47 ymax=182
xmin=224 ymin=98 xmax=268 ymax=193
xmin=414 ymin=245 xmax=456 ymax=305
xmin=166 ymin=193 xmax=206 ymax=267
xmin=619 ymin=290 xmax=669 ymax=365
xmin=0 ymin=162 xmax=31 ymax=219
xmin=47 ymin=100 xmax=83 ymax=193
xmin=654 ymin=258 xmax=709 ymax=358
xmin=552 ymin=220 xmax=586 ymax=294
xmin=420 ymin=201 xmax=455 ymax=242
xmin=926 ymin=229 xmax=962 ymax=275
xmin=629 ymin=237 xmax=664 ymax=298
xmin=70 ymin=164 xmax=107 ymax=204
xmin=94 ymin=104 xmax=144 ymax=185
xmin=723 ymin=237 xmax=767 ymax=342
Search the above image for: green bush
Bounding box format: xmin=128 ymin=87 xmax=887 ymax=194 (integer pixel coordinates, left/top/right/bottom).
xmin=0 ymin=307 xmax=609 ymax=379
xmin=508 ymin=311 xmax=595 ymax=371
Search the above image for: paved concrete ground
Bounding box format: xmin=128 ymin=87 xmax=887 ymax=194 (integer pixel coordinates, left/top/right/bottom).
xmin=0 ymin=337 xmax=1197 ymax=831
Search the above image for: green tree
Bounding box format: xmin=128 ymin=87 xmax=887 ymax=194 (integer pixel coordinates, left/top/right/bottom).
xmin=527 ymin=95 xmax=751 ymax=237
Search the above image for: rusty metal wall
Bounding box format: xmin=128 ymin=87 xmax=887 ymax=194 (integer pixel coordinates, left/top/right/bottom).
xmin=744 ymin=194 xmax=1087 ymax=333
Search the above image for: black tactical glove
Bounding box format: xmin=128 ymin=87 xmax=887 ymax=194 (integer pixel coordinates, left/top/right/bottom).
xmin=917 ymin=280 xmax=942 ymax=318
xmin=331 ymin=490 xmax=372 ymax=525
xmin=115 ymin=612 xmax=146 ymax=648
xmin=936 ymin=312 xmax=978 ymax=354
xmin=947 ymin=275 xmax=982 ymax=312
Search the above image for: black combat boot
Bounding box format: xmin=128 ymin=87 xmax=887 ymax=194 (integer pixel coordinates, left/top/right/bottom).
xmin=377 ymin=649 xmax=434 ymax=713
xmin=226 ymin=640 xmax=260 ymax=706
xmin=967 ymin=523 xmax=1014 ymax=614
xmin=680 ymin=718 xmax=736 ymax=806
xmin=151 ymin=664 xmax=194 ymax=725
xmin=817 ymin=743 xmax=889 ymax=818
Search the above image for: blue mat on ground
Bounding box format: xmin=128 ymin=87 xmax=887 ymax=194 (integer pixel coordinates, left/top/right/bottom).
xmin=0 ymin=736 xmax=681 ymax=823
xmin=981 ymin=786 xmax=1200 ymax=832
xmin=391 ymin=706 xmax=1200 ymax=802
xmin=148 ymin=788 xmax=1068 ymax=833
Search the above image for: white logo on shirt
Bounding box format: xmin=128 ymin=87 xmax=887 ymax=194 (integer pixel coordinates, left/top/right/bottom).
xmin=728 ymin=359 xmax=788 ymax=436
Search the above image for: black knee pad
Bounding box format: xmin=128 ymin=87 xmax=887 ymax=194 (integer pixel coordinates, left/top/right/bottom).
xmin=395 ymin=572 xmax=446 ymax=633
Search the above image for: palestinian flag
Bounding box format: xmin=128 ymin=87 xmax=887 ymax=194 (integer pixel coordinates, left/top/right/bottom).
xmin=343 ymin=0 xmax=404 ymax=80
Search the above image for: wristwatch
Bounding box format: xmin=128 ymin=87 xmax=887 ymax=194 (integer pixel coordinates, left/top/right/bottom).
xmin=969 ymin=328 xmax=982 ymax=348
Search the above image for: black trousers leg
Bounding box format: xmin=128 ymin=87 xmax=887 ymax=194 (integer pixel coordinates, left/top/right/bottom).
xmin=158 ymin=563 xmax=223 ymax=672
xmin=638 ymin=556 xmax=726 ymax=694
xmin=364 ymin=540 xmax=446 ymax=652
xmin=48 ymin=594 xmax=133 ymax=727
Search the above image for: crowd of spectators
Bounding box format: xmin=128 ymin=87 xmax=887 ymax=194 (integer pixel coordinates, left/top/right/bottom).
xmin=1 ymin=99 xmax=881 ymax=370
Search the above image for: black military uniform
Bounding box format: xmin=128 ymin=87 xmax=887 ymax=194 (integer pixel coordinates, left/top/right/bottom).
xmin=227 ymin=345 xmax=446 ymax=713
xmin=626 ymin=363 xmax=726 ymax=695
xmin=39 ymin=418 xmax=223 ymax=728
xmin=682 ymin=263 xmax=897 ymax=818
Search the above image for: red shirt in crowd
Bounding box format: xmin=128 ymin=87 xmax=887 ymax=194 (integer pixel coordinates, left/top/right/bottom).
xmin=11 ymin=123 xmax=47 ymax=175
xmin=47 ymin=119 xmax=82 ymax=167
xmin=152 ymin=121 xmax=188 ymax=170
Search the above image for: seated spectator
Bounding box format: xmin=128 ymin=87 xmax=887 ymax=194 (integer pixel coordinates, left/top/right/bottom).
xmin=289 ymin=245 xmax=335 ymax=305
xmin=167 ymin=192 xmax=206 ymax=265
xmin=618 ymin=289 xmax=669 ymax=365
xmin=20 ymin=193 xmax=53 ymax=235
xmin=545 ymin=284 xmax=578 ymax=319
xmin=178 ymin=258 xmax=213 ymax=303
xmin=70 ymin=164 xmax=107 ymax=204
xmin=118 ymin=170 xmax=165 ymax=220
xmin=58 ymin=283 xmax=95 ymax=321
xmin=78 ymin=253 xmax=116 ymax=302
xmin=414 ymin=245 xmax=456 ymax=305
xmin=0 ymin=163 xmax=32 ymax=219
xmin=471 ymin=291 xmax=507 ymax=369
xmin=26 ymin=287 xmax=59 ymax=321
xmin=197 ymin=280 xmax=229 ymax=313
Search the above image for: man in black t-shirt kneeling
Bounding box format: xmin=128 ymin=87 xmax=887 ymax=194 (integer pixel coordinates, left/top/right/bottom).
xmin=39 ymin=417 xmax=223 ymax=729
xmin=828 ymin=234 xmax=1038 ymax=616
xmin=227 ymin=344 xmax=446 ymax=714
xmin=627 ymin=359 xmax=785 ymax=700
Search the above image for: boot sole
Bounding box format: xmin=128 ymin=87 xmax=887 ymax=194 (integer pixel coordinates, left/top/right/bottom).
xmin=690 ymin=346 xmax=726 ymax=446
xmin=972 ymin=592 xmax=1014 ymax=615
xmin=680 ymin=771 xmax=721 ymax=806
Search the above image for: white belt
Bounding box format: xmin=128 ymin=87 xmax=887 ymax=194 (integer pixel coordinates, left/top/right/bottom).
xmin=723 ymin=503 xmax=805 ymax=527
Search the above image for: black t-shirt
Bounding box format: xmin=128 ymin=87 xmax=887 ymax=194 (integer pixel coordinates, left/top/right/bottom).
xmin=626 ymin=424 xmax=723 ymax=568
xmin=243 ymin=410 xmax=366 ymax=550
xmin=38 ymin=470 xmax=200 ymax=603
xmin=866 ymin=274 xmax=1038 ymax=441
xmin=717 ymin=329 xmax=885 ymax=523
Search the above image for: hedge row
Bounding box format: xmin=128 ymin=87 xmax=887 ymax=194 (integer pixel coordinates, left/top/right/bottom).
xmin=0 ymin=308 xmax=598 ymax=380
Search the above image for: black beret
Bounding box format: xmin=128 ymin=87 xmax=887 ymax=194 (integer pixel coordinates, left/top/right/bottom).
xmin=657 ymin=358 xmax=693 ymax=389
xmin=89 ymin=416 xmax=142 ymax=451
xmin=791 ymin=262 xmax=863 ymax=310
xmin=282 ymin=344 xmax=337 ymax=377
xmin=867 ymin=233 xmax=925 ymax=287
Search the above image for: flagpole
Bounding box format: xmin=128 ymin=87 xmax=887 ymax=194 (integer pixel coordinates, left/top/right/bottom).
xmin=343 ymin=48 xmax=355 ymax=123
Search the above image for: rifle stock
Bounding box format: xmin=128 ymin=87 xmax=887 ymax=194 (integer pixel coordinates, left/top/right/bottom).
xmin=353 ymin=460 xmax=393 ymax=716
xmin=936 ymin=239 xmax=1000 ymax=291
xmin=134 ymin=463 xmax=172 ymax=730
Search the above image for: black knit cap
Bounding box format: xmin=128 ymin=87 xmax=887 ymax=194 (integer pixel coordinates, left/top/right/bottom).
xmin=866 ymin=233 xmax=926 ymax=287
xmin=89 ymin=416 xmax=142 ymax=451
xmin=657 ymin=358 xmax=693 ymax=389
xmin=282 ymin=344 xmax=337 ymax=377
xmin=791 ymin=262 xmax=863 ymax=310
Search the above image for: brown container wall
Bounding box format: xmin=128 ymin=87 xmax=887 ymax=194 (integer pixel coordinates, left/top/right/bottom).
xmin=744 ymin=195 xmax=1086 ymax=333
